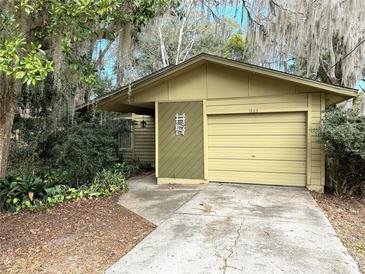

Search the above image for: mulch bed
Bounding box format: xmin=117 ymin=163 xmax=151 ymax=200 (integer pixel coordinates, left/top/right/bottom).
xmin=0 ymin=194 xmax=156 ymax=274
xmin=311 ymin=192 xmax=365 ymax=273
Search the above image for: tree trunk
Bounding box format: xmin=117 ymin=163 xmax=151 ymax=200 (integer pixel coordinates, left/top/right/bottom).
xmin=175 ymin=0 xmax=193 ymax=65
xmin=0 ymin=76 xmax=21 ymax=179
xmin=74 ymin=39 xmax=94 ymax=107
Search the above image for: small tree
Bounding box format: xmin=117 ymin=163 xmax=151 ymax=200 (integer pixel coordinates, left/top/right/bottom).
xmin=224 ymin=33 xmax=251 ymax=62
xmin=315 ymin=107 xmax=365 ymax=196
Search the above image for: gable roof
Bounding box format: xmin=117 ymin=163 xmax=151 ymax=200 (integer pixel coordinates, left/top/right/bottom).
xmin=77 ymin=53 xmax=357 ymax=110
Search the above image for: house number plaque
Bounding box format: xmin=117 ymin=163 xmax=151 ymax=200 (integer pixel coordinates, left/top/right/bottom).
xmin=175 ymin=113 xmax=186 ymax=136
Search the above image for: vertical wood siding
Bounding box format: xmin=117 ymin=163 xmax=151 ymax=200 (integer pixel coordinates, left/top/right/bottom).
xmin=158 ymin=101 xmax=204 ymax=179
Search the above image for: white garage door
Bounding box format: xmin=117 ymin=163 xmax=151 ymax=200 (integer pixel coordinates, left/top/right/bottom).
xmin=208 ymin=112 xmax=307 ymax=186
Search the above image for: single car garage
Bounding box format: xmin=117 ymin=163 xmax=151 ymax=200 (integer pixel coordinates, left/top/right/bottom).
xmin=207 ymin=112 xmax=307 ymax=186
xmin=80 ymin=53 xmax=356 ymax=193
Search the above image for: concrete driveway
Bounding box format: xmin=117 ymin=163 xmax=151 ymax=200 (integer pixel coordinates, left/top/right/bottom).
xmin=106 ymin=174 xmax=360 ymax=274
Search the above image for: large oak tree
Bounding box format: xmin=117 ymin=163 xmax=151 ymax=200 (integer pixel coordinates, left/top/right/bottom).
xmin=0 ymin=0 xmax=168 ymax=178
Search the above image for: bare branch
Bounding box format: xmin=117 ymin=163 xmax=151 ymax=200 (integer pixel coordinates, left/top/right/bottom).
xmin=241 ymin=0 xmax=267 ymax=35
xmin=181 ymin=38 xmax=195 ymax=62
xmin=176 ymin=0 xmax=194 ymax=65
xmin=158 ymin=24 xmax=169 ymax=67
xmin=270 ymin=0 xmax=305 ymax=16
xmin=325 ymin=38 xmax=365 ymax=75
xmin=93 ymin=39 xmax=114 ymax=68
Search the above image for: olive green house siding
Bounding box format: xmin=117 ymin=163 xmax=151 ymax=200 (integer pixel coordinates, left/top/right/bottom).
xmin=118 ymin=113 xmax=155 ymax=165
xmin=89 ymin=53 xmax=356 ymax=192
xmin=158 ymin=102 xmax=204 ymax=179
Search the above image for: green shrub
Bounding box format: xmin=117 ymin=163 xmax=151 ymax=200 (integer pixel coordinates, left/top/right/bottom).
xmin=8 ymin=112 xmax=127 ymax=186
xmin=113 ymin=160 xmax=153 ymax=178
xmin=0 ymin=165 xmax=129 ymax=212
xmin=87 ymin=169 xmax=128 ymax=197
xmin=315 ymin=107 xmax=365 ymax=196
xmin=0 ymin=172 xmax=64 ymax=211
xmin=52 ymin=121 xmax=118 ymax=186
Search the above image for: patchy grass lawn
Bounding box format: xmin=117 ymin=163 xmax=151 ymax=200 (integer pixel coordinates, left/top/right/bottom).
xmin=0 ymin=194 xmax=155 ymax=274
xmin=311 ymin=192 xmax=365 ymax=273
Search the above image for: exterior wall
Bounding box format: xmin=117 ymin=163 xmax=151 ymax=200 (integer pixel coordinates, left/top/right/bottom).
xmin=205 ymin=94 xmax=308 ymax=114
xmin=130 ymin=63 xmax=308 ymax=103
xmin=306 ymin=94 xmax=325 ymax=192
xmin=157 ymin=101 xmax=204 ymax=180
xmin=128 ymin=63 xmax=326 ymax=191
xmin=121 ymin=114 xmax=155 ymax=165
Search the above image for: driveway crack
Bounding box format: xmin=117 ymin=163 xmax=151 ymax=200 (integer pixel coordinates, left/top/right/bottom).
xmin=222 ymin=217 xmax=245 ymax=274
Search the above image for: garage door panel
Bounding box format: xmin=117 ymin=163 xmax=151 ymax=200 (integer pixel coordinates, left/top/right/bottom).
xmin=207 ymin=112 xmax=307 ymax=186
xmin=207 ymin=112 xmax=306 ymax=124
xmin=208 ymin=170 xmax=306 ymax=186
xmin=208 ymin=135 xmax=306 ymax=148
xmin=208 ymin=147 xmax=306 ymax=161
xmin=209 ymin=159 xmax=306 ymax=174
xmin=208 ymin=123 xmax=305 ymax=136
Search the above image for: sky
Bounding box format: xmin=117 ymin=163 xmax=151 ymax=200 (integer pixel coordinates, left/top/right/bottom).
xmin=93 ymin=39 xmax=117 ymax=85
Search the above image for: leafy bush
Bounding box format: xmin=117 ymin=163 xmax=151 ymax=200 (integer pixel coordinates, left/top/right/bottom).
xmin=113 ymin=161 xmax=152 ymax=178
xmin=0 ymin=172 xmax=63 ymax=211
xmin=0 ymin=166 xmax=128 ymax=212
xmin=8 ymin=112 xmax=129 ymax=185
xmin=52 ymin=121 xmax=118 ymax=186
xmin=87 ymin=169 xmax=128 ymax=197
xmin=315 ymin=107 xmax=365 ymax=196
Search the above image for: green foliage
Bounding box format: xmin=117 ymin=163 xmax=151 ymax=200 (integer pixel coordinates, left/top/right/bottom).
xmin=0 ymin=165 xmax=128 ymax=212
xmin=315 ymin=107 xmax=365 ymax=196
xmin=353 ymin=91 xmax=365 ymax=113
xmin=8 ymin=111 xmax=133 ymax=185
xmin=51 ymin=121 xmax=118 ymax=185
xmin=223 ymin=33 xmax=250 ymax=61
xmin=113 ymin=162 xmax=136 ymax=178
xmin=0 ymin=172 xmax=64 ymax=211
xmin=315 ymin=107 xmax=365 ymax=159
xmin=87 ymin=169 xmax=128 ymax=197
xmin=113 ymin=161 xmax=152 ymax=178
xmin=0 ymin=13 xmax=53 ymax=86
xmin=357 ymin=244 xmax=365 ymax=252
xmin=45 ymin=0 xmax=169 ymax=86
xmin=1 ymin=0 xmax=169 ymax=92
xmin=1 ymin=0 xmax=168 ymax=183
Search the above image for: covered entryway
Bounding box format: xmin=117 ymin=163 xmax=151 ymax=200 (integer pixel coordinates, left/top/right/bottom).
xmin=207 ymin=112 xmax=307 ymax=186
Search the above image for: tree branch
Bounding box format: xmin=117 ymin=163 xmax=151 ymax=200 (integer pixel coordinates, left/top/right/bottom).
xmin=93 ymin=39 xmax=114 ymax=68
xmin=202 ymin=2 xmax=221 ymax=24
xmin=325 ymin=38 xmax=365 ymax=75
xmin=241 ymin=0 xmax=266 ymax=34
xmin=175 ymin=0 xmax=194 ymax=65
xmin=270 ymin=0 xmax=305 ymax=16
xmin=158 ymin=24 xmax=169 ymax=67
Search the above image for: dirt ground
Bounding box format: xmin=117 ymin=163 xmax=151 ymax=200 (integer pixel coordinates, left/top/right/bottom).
xmin=312 ymin=192 xmax=365 ymax=273
xmin=0 ymin=194 xmax=155 ymax=274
